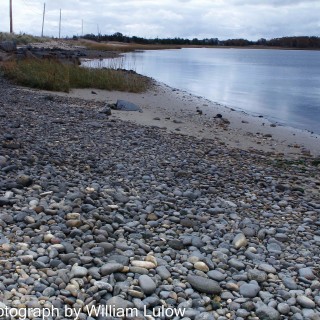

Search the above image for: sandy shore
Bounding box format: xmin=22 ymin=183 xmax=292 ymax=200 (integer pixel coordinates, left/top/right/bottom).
xmin=33 ymin=81 xmax=320 ymax=158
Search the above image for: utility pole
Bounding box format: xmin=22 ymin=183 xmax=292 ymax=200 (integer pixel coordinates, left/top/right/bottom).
xmin=82 ymin=19 xmax=83 ymax=37
xmin=9 ymin=0 xmax=13 ymax=33
xmin=59 ymin=8 xmax=61 ymax=38
xmin=41 ymin=3 xmax=46 ymax=37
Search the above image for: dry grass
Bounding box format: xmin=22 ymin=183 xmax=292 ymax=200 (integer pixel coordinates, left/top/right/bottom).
xmin=77 ymin=40 xmax=183 ymax=52
xmin=0 ymin=59 xmax=150 ymax=93
xmin=0 ymin=32 xmax=50 ymax=45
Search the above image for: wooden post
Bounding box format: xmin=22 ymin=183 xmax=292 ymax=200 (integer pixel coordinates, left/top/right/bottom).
xmin=41 ymin=3 xmax=46 ymax=37
xmin=9 ymin=0 xmax=13 ymax=33
xmin=59 ymin=9 xmax=61 ymax=38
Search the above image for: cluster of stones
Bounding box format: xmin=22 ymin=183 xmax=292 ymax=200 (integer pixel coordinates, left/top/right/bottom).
xmin=0 ymin=78 xmax=320 ymax=319
xmin=0 ymin=41 xmax=116 ymax=64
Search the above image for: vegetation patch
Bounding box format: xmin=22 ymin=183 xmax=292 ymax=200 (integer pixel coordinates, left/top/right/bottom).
xmin=0 ymin=59 xmax=150 ymax=93
xmin=77 ymin=39 xmax=183 ymax=52
xmin=0 ymin=32 xmax=50 ymax=45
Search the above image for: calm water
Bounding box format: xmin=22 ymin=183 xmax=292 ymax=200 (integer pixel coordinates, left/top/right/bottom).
xmin=83 ymin=48 xmax=320 ymax=133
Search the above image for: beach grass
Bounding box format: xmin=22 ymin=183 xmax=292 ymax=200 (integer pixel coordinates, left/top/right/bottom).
xmin=0 ymin=32 xmax=50 ymax=45
xmin=0 ymin=59 xmax=150 ymax=93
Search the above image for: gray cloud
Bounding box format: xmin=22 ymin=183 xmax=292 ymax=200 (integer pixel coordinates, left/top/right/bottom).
xmin=0 ymin=0 xmax=319 ymax=40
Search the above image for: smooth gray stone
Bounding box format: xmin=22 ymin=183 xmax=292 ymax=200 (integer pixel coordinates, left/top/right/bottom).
xmin=283 ymin=277 xmax=298 ymax=290
xmin=156 ymin=266 xmax=171 ymax=280
xmin=239 ymin=282 xmax=260 ymax=298
xmin=299 ymin=267 xmax=316 ymax=280
xmin=100 ymin=262 xmax=124 ymax=276
xmin=70 ymin=265 xmax=88 ymax=278
xmin=187 ymin=275 xmax=221 ymax=294
xmin=296 ymin=295 xmax=316 ymax=308
xmin=255 ymin=303 xmax=280 ymax=320
xmin=207 ymin=270 xmax=227 ymax=281
xmin=139 ymin=275 xmax=156 ymax=295
xmin=248 ymin=269 xmax=267 ymax=283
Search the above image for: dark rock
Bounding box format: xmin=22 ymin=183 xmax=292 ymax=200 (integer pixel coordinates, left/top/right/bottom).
xmin=114 ymin=100 xmax=141 ymax=111
xmin=16 ymin=174 xmax=33 ymax=187
xmin=0 ymin=197 xmax=10 ymax=206
xmin=99 ymin=106 xmax=112 ymax=115
xmin=168 ymin=239 xmax=185 ymax=250
xmin=187 ymin=275 xmax=222 ymax=294
xmin=0 ymin=41 xmax=17 ymax=52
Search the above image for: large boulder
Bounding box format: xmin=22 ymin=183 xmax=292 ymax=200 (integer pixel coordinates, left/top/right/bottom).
xmin=0 ymin=41 xmax=17 ymax=52
xmin=113 ymin=100 xmax=141 ymax=111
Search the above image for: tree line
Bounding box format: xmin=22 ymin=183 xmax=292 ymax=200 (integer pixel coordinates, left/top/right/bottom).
xmin=79 ymin=33 xmax=320 ymax=49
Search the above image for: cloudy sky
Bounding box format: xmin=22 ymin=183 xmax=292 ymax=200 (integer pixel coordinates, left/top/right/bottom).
xmin=1 ymin=0 xmax=319 ymax=40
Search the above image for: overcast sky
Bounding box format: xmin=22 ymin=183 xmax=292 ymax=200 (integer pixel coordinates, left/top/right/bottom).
xmin=1 ymin=0 xmax=319 ymax=40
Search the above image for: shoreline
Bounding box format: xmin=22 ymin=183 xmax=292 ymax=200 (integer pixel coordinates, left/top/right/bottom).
xmin=28 ymin=79 xmax=320 ymax=158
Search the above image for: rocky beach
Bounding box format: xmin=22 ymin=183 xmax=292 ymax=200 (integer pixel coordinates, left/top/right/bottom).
xmin=1 ymin=73 xmax=320 ymax=320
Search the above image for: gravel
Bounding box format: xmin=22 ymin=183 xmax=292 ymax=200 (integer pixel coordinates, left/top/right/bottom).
xmin=0 ymin=77 xmax=320 ymax=319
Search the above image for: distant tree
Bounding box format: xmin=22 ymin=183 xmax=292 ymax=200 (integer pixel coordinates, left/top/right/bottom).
xmin=257 ymin=38 xmax=267 ymax=45
xmin=79 ymin=33 xmax=320 ymax=49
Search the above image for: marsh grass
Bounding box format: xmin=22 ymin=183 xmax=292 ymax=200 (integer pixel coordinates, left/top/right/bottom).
xmin=1 ymin=59 xmax=150 ymax=93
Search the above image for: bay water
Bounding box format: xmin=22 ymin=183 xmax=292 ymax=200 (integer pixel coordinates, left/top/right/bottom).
xmin=83 ymin=48 xmax=320 ymax=134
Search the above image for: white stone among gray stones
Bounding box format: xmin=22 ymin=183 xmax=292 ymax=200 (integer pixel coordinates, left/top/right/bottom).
xmin=70 ymin=265 xmax=88 ymax=278
xmin=232 ymin=233 xmax=248 ymax=249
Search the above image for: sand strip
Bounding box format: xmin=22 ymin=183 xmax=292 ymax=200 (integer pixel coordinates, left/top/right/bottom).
xmin=24 ymin=81 xmax=320 ymax=158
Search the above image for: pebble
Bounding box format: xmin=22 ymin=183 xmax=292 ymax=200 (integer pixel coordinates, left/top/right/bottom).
xmin=100 ymin=262 xmax=124 ymax=275
xmin=299 ymin=267 xmax=316 ymax=280
xmin=232 ymin=233 xmax=248 ymax=249
xmin=239 ymin=281 xmax=260 ymax=298
xmin=255 ymin=303 xmax=280 ymax=320
xmin=296 ymin=295 xmax=316 ymax=308
xmin=194 ymin=261 xmax=209 ymax=272
xmin=207 ymin=270 xmax=227 ymax=281
xmin=70 ymin=265 xmax=87 ymax=277
xmin=139 ymin=274 xmax=157 ymax=295
xmin=187 ymin=275 xmax=222 ymax=294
